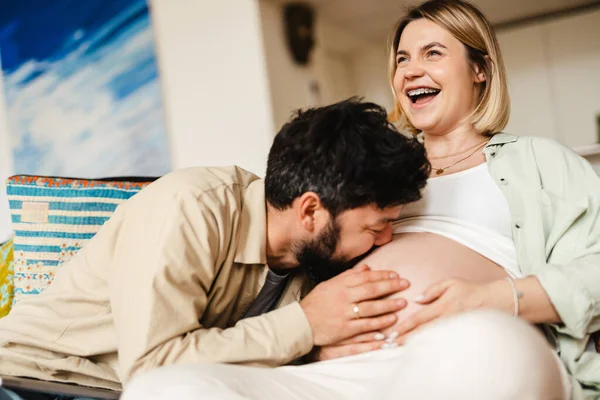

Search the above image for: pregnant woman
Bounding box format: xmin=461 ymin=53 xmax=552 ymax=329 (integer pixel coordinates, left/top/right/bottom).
xmin=350 ymin=0 xmax=599 ymax=398
xmin=122 ymin=1 xmax=600 ymax=399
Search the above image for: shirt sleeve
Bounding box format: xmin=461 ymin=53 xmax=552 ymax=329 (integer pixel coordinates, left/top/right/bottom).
xmin=107 ymin=187 xmax=313 ymax=383
xmin=532 ymin=140 xmax=600 ymax=339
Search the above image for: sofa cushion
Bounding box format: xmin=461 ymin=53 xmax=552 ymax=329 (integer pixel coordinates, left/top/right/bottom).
xmin=0 ymin=238 xmax=14 ymax=317
xmin=7 ymin=175 xmax=156 ymax=305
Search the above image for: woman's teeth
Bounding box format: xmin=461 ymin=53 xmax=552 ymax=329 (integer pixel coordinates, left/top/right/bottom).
xmin=407 ymin=88 xmax=440 ymax=103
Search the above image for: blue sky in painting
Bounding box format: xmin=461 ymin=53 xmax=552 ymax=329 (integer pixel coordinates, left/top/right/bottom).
xmin=0 ymin=0 xmax=170 ymax=177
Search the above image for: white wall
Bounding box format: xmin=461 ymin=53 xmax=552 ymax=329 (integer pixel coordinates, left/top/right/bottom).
xmin=0 ymin=66 xmax=13 ymax=243
xmin=351 ymin=43 xmax=394 ymax=111
xmin=260 ymin=0 xmax=376 ymax=130
xmin=259 ymin=0 xmax=318 ymax=130
xmin=496 ymin=25 xmax=560 ymax=142
xmin=150 ymin=0 xmax=275 ymax=175
xmin=497 ymin=8 xmax=600 ymax=149
xmin=543 ymin=8 xmax=600 ymax=149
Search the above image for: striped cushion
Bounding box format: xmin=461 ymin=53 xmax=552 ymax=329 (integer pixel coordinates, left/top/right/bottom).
xmin=7 ymin=175 xmax=155 ymax=305
xmin=0 ymin=238 xmax=14 ymax=318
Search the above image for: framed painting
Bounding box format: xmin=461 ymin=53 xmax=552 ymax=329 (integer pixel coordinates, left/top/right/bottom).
xmin=0 ymin=0 xmax=170 ymax=177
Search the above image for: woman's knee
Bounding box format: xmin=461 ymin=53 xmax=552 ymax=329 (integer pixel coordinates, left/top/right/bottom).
xmin=122 ymin=364 xmax=249 ymax=400
xmin=386 ymin=310 xmax=567 ymax=399
xmin=408 ymin=310 xmax=555 ymax=361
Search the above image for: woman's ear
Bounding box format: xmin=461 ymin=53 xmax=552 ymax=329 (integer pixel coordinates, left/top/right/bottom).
xmin=473 ymin=55 xmax=491 ymax=83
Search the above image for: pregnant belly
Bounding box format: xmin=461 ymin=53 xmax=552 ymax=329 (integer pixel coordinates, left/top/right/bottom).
xmin=358 ymin=232 xmax=509 ymax=335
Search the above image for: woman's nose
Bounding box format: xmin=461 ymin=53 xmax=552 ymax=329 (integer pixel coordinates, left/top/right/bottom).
xmin=403 ymin=60 xmax=426 ymax=79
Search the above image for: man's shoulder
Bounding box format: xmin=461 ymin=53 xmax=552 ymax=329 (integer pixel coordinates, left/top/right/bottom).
xmin=148 ymin=166 xmax=262 ymax=198
xmin=116 ymin=166 xmax=264 ymax=221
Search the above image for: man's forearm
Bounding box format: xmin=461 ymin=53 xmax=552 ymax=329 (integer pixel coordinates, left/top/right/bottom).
xmin=121 ymin=303 xmax=313 ymax=383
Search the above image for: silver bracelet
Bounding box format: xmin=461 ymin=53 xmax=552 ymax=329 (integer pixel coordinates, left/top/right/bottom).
xmin=505 ymin=276 xmax=524 ymax=318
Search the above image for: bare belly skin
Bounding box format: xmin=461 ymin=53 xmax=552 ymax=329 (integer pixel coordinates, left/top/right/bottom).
xmin=359 ymin=232 xmax=510 ymax=335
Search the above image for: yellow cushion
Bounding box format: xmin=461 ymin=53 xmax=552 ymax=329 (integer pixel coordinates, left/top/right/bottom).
xmin=0 ymin=239 xmax=14 ymax=318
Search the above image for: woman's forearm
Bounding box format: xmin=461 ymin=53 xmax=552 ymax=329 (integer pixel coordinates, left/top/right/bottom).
xmin=488 ymin=276 xmax=561 ymax=324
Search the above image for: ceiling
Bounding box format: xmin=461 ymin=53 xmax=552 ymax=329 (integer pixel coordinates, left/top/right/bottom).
xmin=272 ymin=0 xmax=600 ymax=42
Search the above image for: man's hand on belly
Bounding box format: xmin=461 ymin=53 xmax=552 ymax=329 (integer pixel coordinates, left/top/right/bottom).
xmin=300 ymin=264 xmax=410 ymax=362
xmin=305 ymin=329 xmax=399 ymax=362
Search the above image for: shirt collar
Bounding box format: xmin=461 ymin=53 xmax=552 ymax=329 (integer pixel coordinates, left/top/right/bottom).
xmin=486 ymin=132 xmax=518 ymax=147
xmin=234 ymin=180 xmax=268 ymax=265
xmin=416 ymin=132 xmax=518 ymax=147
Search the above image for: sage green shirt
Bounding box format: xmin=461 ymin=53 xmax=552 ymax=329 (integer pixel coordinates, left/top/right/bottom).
xmin=485 ymin=133 xmax=600 ymax=399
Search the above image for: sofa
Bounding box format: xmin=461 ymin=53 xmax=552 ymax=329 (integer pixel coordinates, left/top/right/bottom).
xmin=0 ymin=174 xmax=158 ymax=319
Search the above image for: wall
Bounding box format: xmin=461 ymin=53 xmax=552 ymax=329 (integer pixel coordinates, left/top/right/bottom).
xmin=259 ymin=0 xmax=383 ymax=130
xmin=350 ymin=43 xmax=394 ymax=111
xmin=0 ymin=0 xmax=276 ymax=241
xmin=259 ymin=0 xmax=318 ymax=130
xmin=0 ymin=66 xmax=13 ymax=242
xmin=149 ymin=0 xmax=275 ymax=175
xmin=496 ymin=25 xmax=560 ymax=142
xmin=497 ymin=8 xmax=600 ymax=149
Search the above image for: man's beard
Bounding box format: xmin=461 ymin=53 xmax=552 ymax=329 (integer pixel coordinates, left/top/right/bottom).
xmin=294 ymin=219 xmax=355 ymax=285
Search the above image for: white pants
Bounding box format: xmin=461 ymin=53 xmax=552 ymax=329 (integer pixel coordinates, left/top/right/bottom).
xmin=122 ymin=310 xmax=572 ymax=400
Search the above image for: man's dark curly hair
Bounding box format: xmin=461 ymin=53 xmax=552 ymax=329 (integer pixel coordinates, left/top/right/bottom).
xmin=265 ymin=97 xmax=430 ymax=215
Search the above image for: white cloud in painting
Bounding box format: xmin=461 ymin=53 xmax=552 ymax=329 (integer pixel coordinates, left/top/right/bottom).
xmin=4 ymin=13 xmax=170 ymax=178
xmin=72 ymin=29 xmax=85 ymax=41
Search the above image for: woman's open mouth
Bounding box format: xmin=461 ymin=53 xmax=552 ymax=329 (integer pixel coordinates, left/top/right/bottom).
xmin=406 ymin=87 xmax=441 ymax=107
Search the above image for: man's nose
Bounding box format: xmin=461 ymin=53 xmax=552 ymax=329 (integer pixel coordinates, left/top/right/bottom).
xmin=374 ymin=224 xmax=393 ymax=246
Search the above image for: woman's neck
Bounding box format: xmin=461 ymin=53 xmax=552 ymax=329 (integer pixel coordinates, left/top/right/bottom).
xmin=421 ymin=124 xmax=486 ymax=159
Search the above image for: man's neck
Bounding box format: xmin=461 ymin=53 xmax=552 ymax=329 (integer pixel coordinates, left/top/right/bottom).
xmin=265 ymin=204 xmax=298 ymax=270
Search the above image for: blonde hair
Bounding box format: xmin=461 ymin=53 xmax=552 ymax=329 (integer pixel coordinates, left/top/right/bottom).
xmin=388 ymin=0 xmax=510 ymax=135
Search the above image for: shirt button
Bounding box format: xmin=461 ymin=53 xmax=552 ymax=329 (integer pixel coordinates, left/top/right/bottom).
xmin=499 ymin=178 xmax=507 ymax=185
xmin=515 ymin=224 xmax=521 ymax=229
xmin=491 ymin=152 xmax=497 ymax=157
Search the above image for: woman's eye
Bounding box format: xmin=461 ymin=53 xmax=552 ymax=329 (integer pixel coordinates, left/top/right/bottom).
xmin=396 ymin=56 xmax=408 ymax=65
xmin=427 ymin=50 xmax=442 ymax=58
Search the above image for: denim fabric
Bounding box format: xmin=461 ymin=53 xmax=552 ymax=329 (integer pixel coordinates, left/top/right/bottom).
xmin=0 ymin=388 xmax=97 ymax=400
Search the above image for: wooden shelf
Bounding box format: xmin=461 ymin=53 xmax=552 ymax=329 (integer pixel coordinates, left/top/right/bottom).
xmin=573 ymin=144 xmax=600 ymax=157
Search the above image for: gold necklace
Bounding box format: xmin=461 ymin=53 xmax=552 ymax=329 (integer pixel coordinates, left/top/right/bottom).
xmin=428 ymin=138 xmax=491 ymax=160
xmin=431 ymin=139 xmax=490 ymax=175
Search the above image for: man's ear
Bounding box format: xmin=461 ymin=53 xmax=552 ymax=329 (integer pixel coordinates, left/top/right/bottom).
xmin=296 ymin=192 xmax=327 ymax=232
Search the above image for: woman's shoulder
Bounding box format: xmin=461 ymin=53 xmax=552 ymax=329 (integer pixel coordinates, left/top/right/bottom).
xmin=494 ymin=133 xmax=583 ymax=161
xmin=494 ymin=133 xmax=567 ymax=151
xmin=496 ymin=133 xmax=599 ymax=189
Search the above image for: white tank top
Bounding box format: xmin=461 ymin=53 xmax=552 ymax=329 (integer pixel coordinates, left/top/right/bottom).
xmin=393 ymin=163 xmax=521 ymax=277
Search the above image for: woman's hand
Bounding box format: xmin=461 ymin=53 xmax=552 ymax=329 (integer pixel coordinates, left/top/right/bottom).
xmin=390 ymin=278 xmax=515 ymax=343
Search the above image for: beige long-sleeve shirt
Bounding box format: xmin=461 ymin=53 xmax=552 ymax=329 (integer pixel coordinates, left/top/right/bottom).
xmin=0 ymin=166 xmax=314 ymax=390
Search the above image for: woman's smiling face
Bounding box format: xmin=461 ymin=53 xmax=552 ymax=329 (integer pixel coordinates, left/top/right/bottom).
xmin=393 ymin=18 xmax=486 ymax=136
